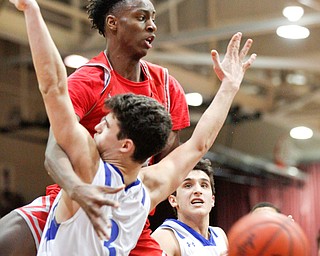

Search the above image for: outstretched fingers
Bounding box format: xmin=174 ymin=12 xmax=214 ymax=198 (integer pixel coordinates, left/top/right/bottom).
xmin=239 ymin=37 xmax=256 ymax=71
xmin=228 ymin=32 xmax=256 ymax=72
xmin=243 ymin=53 xmax=257 ymax=72
xmin=101 ymin=185 xmax=125 ymax=195
xmin=211 ymin=50 xmax=224 ymax=81
xmin=210 ymin=31 xmax=256 ymax=87
xmin=239 ymin=38 xmax=253 ymax=61
xmin=98 ymin=185 xmax=125 ymax=208
xmin=71 ymin=183 xmax=125 ymax=240
xmin=226 ymin=32 xmax=242 ymax=60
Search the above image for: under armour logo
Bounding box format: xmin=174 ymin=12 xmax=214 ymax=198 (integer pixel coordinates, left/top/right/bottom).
xmin=186 ymin=242 xmax=195 ymax=247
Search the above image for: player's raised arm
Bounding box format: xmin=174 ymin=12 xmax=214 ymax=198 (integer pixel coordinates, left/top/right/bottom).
xmin=10 ymin=0 xmax=97 ymax=179
xmin=10 ymin=0 xmax=73 ymax=135
xmin=11 ymin=0 xmax=67 ymax=97
xmin=142 ymin=32 xmax=256 ymax=210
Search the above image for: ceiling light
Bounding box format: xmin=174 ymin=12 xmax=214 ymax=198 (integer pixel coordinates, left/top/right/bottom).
xmin=286 ymin=73 xmax=306 ymax=85
xmin=185 ymin=92 xmax=203 ymax=106
xmin=276 ymin=25 xmax=310 ymax=39
xmin=64 ymin=54 xmax=89 ymax=69
xmin=290 ymin=126 xmax=313 ymax=140
xmin=282 ymin=6 xmax=304 ymax=22
xmin=287 ymin=166 xmax=299 ymax=176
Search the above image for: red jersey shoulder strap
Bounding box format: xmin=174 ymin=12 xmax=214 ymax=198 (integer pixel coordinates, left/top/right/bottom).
xmin=78 ymin=51 xmax=112 ymax=95
xmin=76 ymin=52 xmax=112 ymax=117
xmin=140 ymin=60 xmax=170 ymax=112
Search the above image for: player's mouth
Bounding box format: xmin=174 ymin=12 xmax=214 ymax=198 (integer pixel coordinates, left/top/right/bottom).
xmin=145 ymin=35 xmax=155 ymax=48
xmin=191 ymin=198 xmax=204 ymax=205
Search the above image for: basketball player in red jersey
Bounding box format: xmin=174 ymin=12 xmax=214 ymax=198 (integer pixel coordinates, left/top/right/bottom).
xmin=0 ymin=0 xmax=189 ymax=255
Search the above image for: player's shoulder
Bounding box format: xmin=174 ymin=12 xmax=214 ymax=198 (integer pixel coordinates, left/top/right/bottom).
xmin=141 ymin=59 xmax=164 ymax=69
xmin=68 ymin=65 xmax=104 ymax=79
xmin=141 ymin=60 xmax=168 ymax=76
xmin=210 ymin=226 xmax=227 ymax=235
xmin=152 ymin=224 xmax=176 ymax=242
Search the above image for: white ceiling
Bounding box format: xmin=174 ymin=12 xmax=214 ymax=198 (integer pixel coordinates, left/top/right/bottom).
xmin=1 ymin=0 xmax=320 ymax=165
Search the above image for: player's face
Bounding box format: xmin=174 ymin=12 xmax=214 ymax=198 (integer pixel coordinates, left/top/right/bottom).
xmin=94 ymin=113 xmax=123 ymax=156
xmin=171 ymin=170 xmax=215 ymax=219
xmin=115 ymin=0 xmax=157 ymax=58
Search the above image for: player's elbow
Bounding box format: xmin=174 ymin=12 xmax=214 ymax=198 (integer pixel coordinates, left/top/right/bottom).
xmin=195 ymin=142 xmax=210 ymax=157
xmin=44 ymin=155 xmax=54 ymax=178
xmin=39 ymin=73 xmax=67 ymax=97
xmin=44 ymin=141 xmax=58 ymax=179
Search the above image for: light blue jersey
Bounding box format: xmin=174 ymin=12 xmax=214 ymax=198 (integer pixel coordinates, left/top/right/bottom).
xmin=37 ymin=159 xmax=151 ymax=256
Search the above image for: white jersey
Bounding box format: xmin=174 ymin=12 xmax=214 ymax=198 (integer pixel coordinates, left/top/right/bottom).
xmin=156 ymin=219 xmax=228 ymax=256
xmin=37 ymin=159 xmax=151 ymax=256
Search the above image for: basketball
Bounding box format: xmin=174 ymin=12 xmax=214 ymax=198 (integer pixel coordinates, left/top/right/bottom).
xmin=228 ymin=211 xmax=310 ymax=256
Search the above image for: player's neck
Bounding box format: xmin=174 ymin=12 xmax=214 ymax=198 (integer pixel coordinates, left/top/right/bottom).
xmin=106 ymin=50 xmax=143 ymax=82
xmin=113 ymin=160 xmax=142 ymax=186
xmin=178 ymin=215 xmax=210 ymax=239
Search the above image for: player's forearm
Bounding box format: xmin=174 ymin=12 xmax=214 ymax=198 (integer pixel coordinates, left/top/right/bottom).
xmin=157 ymin=82 xmax=238 ymax=205
xmin=45 ymin=130 xmax=83 ymax=197
xmin=147 ymin=83 xmax=240 ymax=206
xmin=23 ymin=1 xmax=67 ymax=96
xmin=191 ymin=80 xmax=239 ymax=154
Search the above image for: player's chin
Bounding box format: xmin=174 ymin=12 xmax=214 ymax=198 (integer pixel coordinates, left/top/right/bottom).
xmin=138 ymin=49 xmax=148 ymax=59
xmin=135 ymin=46 xmax=149 ymax=58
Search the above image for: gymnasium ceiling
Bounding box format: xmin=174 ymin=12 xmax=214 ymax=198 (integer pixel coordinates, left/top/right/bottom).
xmin=1 ymin=0 xmax=320 ymax=167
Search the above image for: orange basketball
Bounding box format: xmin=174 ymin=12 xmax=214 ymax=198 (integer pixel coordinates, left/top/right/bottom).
xmin=228 ymin=211 xmax=310 ymax=256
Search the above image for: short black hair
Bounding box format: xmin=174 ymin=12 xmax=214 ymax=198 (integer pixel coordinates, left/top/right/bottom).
xmin=104 ymin=93 xmax=172 ymax=164
xmin=87 ymin=0 xmax=126 ymax=36
xmin=251 ymin=202 xmax=281 ymax=213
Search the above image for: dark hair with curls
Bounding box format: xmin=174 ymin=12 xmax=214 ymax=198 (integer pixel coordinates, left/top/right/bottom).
xmin=104 ymin=93 xmax=172 ymax=164
xmin=87 ymin=0 xmax=126 ymax=37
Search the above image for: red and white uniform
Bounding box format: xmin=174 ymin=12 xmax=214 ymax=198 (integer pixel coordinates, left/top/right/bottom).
xmin=15 ymin=51 xmax=190 ymax=254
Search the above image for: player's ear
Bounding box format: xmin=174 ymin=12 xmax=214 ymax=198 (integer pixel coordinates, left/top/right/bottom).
xmin=168 ymin=195 xmax=177 ymax=208
xmin=120 ymin=139 xmax=134 ymax=154
xmin=106 ymin=15 xmax=117 ymax=31
xmin=211 ymin=195 xmax=215 ymax=208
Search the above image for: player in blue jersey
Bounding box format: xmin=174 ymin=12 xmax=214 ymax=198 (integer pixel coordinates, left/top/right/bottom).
xmin=152 ymin=159 xmax=228 ymax=256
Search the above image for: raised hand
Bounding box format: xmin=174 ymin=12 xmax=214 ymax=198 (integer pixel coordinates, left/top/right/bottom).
xmin=211 ymin=32 xmax=256 ymax=85
xmin=9 ymin=0 xmax=35 ymax=11
xmin=70 ymin=183 xmax=125 ymax=240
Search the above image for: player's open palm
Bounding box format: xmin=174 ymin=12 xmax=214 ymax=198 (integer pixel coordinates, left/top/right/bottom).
xmin=211 ymin=32 xmax=256 ymax=88
xmin=71 ymin=183 xmax=124 ymax=240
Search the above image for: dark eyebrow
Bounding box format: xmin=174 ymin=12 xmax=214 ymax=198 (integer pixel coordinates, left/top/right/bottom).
xmin=136 ymin=7 xmax=156 ymax=15
xmin=102 ymin=116 xmax=110 ymax=127
xmin=183 ymin=177 xmax=210 ymax=183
